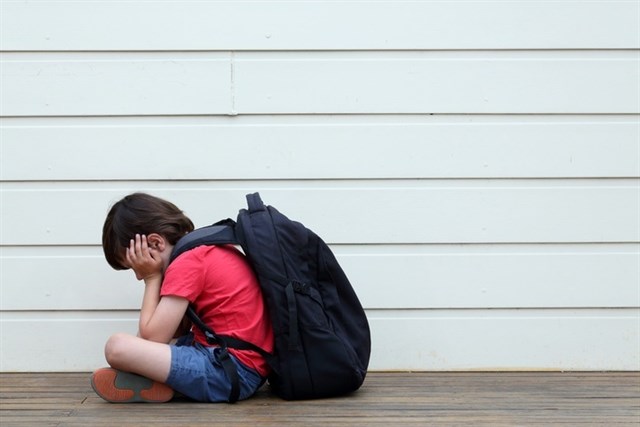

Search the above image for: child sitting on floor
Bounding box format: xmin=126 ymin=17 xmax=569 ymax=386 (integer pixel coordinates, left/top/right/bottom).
xmin=92 ymin=192 xmax=274 ymax=403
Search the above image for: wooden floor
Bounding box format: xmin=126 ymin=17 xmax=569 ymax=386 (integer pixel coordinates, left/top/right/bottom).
xmin=1 ymin=372 xmax=639 ymax=426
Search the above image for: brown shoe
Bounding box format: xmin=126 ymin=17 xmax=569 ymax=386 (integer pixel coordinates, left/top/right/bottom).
xmin=91 ymin=368 xmax=174 ymax=403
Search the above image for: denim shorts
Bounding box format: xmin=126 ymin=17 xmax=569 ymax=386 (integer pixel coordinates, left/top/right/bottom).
xmin=165 ymin=334 xmax=264 ymax=402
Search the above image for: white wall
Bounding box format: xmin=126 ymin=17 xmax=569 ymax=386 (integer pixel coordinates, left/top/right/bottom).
xmin=1 ymin=1 xmax=639 ymax=372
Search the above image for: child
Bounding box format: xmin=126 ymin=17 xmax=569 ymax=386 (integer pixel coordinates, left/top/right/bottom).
xmin=92 ymin=192 xmax=274 ymax=403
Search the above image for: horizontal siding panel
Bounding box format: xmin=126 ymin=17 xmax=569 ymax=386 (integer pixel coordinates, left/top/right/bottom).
xmin=1 ymin=309 xmax=637 ymax=371
xmin=3 ymin=52 xmax=637 ymax=116
xmin=235 ymin=53 xmax=639 ymax=114
xmin=1 ymin=1 xmax=638 ymax=50
xmin=1 ymin=245 xmax=638 ymax=310
xmin=2 ymin=185 xmax=638 ymax=245
xmin=2 ymin=118 xmax=638 ymax=180
xmin=345 ymin=249 xmax=640 ymax=310
xmin=368 ymin=309 xmax=640 ymax=371
xmin=0 ymin=53 xmax=231 ymax=116
xmin=0 ymin=313 xmax=138 ymax=372
xmin=1 ymin=251 xmax=144 ymax=311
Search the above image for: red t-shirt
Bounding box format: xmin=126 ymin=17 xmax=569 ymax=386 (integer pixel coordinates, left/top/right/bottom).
xmin=160 ymin=245 xmax=273 ymax=377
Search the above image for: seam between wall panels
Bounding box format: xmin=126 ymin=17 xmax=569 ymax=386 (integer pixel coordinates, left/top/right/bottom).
xmin=229 ymin=51 xmax=237 ymax=116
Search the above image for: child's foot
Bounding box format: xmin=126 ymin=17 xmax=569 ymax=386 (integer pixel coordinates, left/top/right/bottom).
xmin=91 ymin=367 xmax=174 ymax=403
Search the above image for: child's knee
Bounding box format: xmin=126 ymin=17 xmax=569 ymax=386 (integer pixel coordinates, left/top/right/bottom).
xmin=104 ymin=333 xmax=132 ymax=368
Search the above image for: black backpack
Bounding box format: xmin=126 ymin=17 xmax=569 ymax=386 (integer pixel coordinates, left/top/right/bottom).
xmin=169 ymin=192 xmax=371 ymax=402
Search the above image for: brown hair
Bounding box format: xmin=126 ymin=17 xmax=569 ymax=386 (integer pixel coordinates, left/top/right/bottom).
xmin=102 ymin=192 xmax=195 ymax=270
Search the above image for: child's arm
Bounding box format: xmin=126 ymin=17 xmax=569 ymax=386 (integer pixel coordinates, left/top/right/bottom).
xmin=126 ymin=234 xmax=189 ymax=343
xmin=139 ymin=279 xmax=188 ymax=343
xmin=173 ymin=315 xmax=192 ymax=338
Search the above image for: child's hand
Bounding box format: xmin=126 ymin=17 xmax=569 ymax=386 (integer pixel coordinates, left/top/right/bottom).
xmin=126 ymin=234 xmax=164 ymax=282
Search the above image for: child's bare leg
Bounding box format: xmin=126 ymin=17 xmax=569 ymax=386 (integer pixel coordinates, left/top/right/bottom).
xmin=104 ymin=332 xmax=172 ymax=383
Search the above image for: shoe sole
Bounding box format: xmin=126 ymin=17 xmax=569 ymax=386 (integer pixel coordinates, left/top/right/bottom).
xmin=91 ymin=368 xmax=174 ymax=403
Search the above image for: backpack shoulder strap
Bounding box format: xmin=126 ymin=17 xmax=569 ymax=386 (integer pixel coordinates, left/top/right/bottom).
xmin=169 ymin=219 xmax=238 ymax=263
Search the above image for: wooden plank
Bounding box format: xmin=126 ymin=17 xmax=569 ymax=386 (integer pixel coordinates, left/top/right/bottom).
xmin=234 ymin=52 xmax=639 ymax=114
xmin=0 ymin=53 xmax=231 ymax=116
xmin=1 ymin=372 xmax=637 ymax=425
xmin=2 ymin=117 xmax=638 ymax=180
xmin=1 ymin=184 xmax=638 ymax=245
xmin=2 ymin=1 xmax=638 ymax=50
xmin=1 ymin=309 xmax=638 ymax=371
xmin=2 ymin=245 xmax=638 ymax=311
